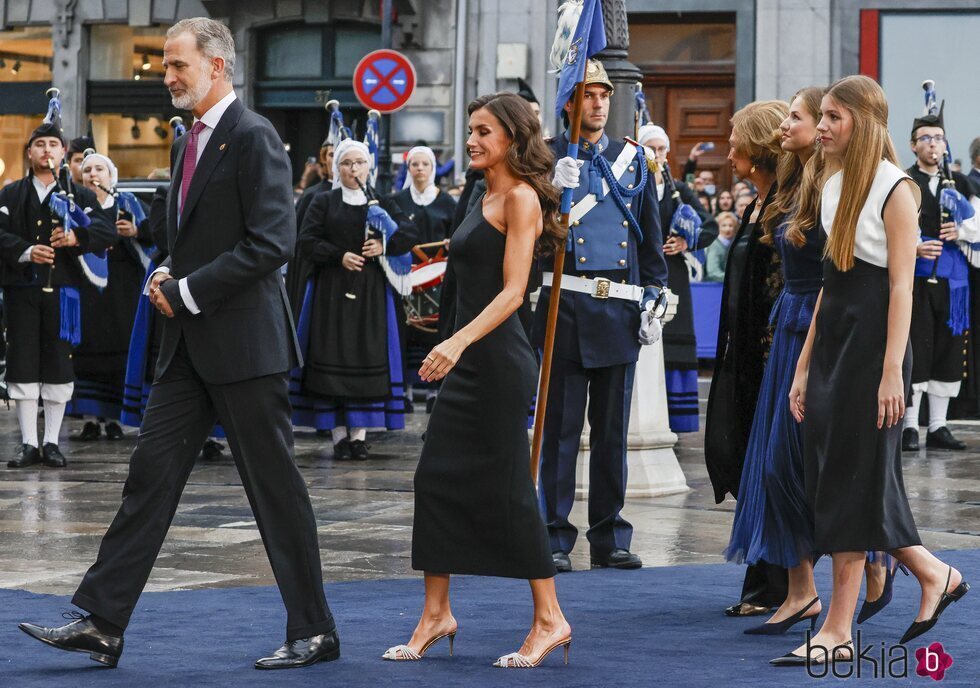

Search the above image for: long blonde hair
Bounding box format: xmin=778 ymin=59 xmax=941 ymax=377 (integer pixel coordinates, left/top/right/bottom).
xmin=730 ymin=101 xmax=789 ymax=241
xmin=775 ymin=87 xmax=826 ymax=247
xmin=822 ymin=75 xmax=900 ymax=271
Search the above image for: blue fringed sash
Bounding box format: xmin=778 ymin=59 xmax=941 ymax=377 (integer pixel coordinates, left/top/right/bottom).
xmin=59 ymin=286 xmax=81 ymax=346
xmin=915 ymin=242 xmax=970 ymax=336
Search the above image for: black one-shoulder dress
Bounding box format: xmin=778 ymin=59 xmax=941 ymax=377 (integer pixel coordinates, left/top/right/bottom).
xmin=411 ymin=202 xmax=555 ymax=579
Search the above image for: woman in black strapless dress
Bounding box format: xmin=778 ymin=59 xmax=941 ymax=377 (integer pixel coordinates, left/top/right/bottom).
xmin=382 ymin=93 xmax=571 ymax=669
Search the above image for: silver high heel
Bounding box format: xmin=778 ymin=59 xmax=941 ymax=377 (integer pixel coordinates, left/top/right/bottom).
xmin=382 ymin=627 xmax=457 ymax=661
xmin=493 ymin=636 xmax=571 ymax=668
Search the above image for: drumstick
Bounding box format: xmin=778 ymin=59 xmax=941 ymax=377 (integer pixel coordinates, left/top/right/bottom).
xmin=413 ymin=239 xmax=450 ymax=250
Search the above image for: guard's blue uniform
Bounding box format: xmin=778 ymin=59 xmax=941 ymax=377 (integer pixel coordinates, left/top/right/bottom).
xmin=532 ymin=132 xmax=667 ymax=556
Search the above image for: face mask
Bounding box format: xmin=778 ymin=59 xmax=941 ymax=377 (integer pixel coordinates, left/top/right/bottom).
xmin=704 ymin=184 xmax=716 ymax=196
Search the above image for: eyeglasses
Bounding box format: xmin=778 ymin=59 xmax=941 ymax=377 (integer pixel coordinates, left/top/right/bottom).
xmin=916 ymin=135 xmax=946 ymax=144
xmin=339 ymin=159 xmax=369 ymax=169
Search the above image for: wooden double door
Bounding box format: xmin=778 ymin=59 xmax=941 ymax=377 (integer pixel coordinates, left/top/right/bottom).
xmin=643 ymin=77 xmax=735 ymax=191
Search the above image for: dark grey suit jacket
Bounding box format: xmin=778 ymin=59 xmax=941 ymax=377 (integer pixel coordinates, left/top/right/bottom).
xmin=157 ymin=97 xmax=301 ymax=385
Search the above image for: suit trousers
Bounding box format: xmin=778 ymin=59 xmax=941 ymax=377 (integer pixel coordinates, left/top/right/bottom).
xmin=72 ymin=339 xmax=334 ymax=641
xmin=538 ymin=356 xmax=634 ymax=554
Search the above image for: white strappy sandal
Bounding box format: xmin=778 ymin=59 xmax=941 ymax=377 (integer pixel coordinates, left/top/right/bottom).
xmin=382 ymin=627 xmax=457 ymax=661
xmin=493 ymin=636 xmax=571 ymax=668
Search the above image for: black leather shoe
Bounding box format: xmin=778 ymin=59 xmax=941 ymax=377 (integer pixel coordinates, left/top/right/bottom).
xmin=350 ymin=439 xmax=370 ymax=460
xmin=926 ymin=426 xmax=966 ymax=450
xmin=75 ymin=421 xmax=101 ymax=441
xmin=42 ymin=443 xmax=67 ymax=468
xmin=902 ymin=428 xmax=919 ymax=452
xmin=590 ymin=548 xmax=642 ymax=569
xmin=552 ymin=551 xmax=572 ymax=573
xmin=200 ymin=439 xmax=225 ymax=461
xmin=19 ymin=613 xmax=123 ymax=667
xmin=254 ymin=631 xmax=340 ymax=669
xmin=104 ymin=422 xmax=124 ymax=441
xmin=333 ymin=438 xmax=353 ymax=461
xmin=8 ymin=444 xmax=41 ymax=468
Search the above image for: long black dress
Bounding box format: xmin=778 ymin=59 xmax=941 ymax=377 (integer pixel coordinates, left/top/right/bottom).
xmin=805 ymin=160 xmax=921 ymax=553
xmin=412 ymin=203 xmax=555 ymax=579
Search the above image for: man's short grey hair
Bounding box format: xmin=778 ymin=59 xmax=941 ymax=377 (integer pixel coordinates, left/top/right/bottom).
xmin=970 ymin=137 xmax=980 ymax=166
xmin=168 ymin=17 xmax=236 ymax=82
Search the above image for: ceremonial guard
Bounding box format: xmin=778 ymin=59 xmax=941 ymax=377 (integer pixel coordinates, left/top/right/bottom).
xmin=637 ymin=123 xmax=717 ymax=432
xmin=537 ymin=60 xmax=668 ymax=572
xmin=291 ymin=138 xmax=418 ymax=460
xmin=392 ymin=145 xmax=456 ymax=412
xmin=69 ymin=151 xmax=154 ymax=439
xmin=902 ymin=99 xmax=980 ymax=451
xmin=0 ymin=92 xmax=114 ymax=468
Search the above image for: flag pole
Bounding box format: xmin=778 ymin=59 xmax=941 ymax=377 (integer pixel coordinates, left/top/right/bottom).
xmin=530 ymin=79 xmax=587 ymax=484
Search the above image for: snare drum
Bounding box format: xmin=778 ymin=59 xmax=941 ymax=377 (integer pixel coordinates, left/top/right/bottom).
xmin=404 ymin=256 xmax=448 ymax=332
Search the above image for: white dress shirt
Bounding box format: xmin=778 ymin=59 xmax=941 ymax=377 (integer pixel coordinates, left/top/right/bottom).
xmin=17 ymin=176 xmax=60 ymax=263
xmin=149 ymin=90 xmax=238 ymax=315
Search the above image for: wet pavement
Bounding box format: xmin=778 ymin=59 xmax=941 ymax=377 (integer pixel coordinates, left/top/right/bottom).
xmin=1 ymin=379 xmax=979 ymax=594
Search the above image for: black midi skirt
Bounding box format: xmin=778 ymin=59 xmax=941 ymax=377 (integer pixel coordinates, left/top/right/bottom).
xmin=804 ymin=258 xmax=921 ymax=553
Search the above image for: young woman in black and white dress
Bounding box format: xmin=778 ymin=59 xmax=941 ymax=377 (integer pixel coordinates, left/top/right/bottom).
xmin=776 ymin=75 xmax=969 ymax=666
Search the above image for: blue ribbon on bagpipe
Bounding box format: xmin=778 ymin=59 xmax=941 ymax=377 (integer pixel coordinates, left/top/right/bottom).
xmin=118 ymin=191 xmax=147 ymax=225
xmin=590 ymin=148 xmax=647 ymax=243
xmin=915 ymin=242 xmax=970 ymax=336
xmin=49 ymin=192 xmax=109 ymax=291
xmin=364 ymin=117 xmax=380 ymax=187
xmin=367 ymin=204 xmax=413 ymax=296
xmin=671 ymin=202 xmax=705 ymax=262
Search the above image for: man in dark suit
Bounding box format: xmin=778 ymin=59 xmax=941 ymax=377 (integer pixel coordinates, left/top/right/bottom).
xmin=969 ymin=137 xmax=980 ymax=191
xmin=19 ymin=18 xmax=339 ymax=670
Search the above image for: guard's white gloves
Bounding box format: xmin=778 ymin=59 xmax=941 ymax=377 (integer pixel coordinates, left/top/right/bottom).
xmin=638 ymin=300 xmax=663 ymax=346
xmin=552 ymin=156 xmax=583 ymax=190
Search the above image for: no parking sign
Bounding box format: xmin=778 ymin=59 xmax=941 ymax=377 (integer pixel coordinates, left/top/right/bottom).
xmin=353 ymin=49 xmax=416 ymax=113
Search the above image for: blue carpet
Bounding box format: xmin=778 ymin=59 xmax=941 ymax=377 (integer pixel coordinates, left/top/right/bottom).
xmin=0 ymin=550 xmax=977 ymax=687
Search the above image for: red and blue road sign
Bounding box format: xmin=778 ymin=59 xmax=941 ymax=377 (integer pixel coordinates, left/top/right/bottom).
xmin=353 ymin=49 xmax=416 ymax=113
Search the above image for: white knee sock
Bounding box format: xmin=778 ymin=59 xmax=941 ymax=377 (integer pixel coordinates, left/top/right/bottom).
xmin=331 ymin=426 xmax=348 ymax=444
xmin=15 ymin=399 xmax=39 ymax=447
xmin=349 ymin=427 xmax=367 ymax=442
xmin=42 ymin=400 xmax=67 ymax=446
xmin=904 ymin=388 xmax=923 ymax=431
xmin=927 ymin=394 xmax=951 ymax=433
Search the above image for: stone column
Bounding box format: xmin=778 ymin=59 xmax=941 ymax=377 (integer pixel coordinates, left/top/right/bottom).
xmin=596 ymin=0 xmax=642 ymax=140
xmin=575 ymin=337 xmax=688 ymax=499
xmin=52 ymin=0 xmax=87 ymax=138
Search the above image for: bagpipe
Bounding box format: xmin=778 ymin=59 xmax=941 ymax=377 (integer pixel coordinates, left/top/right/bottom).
xmin=89 ymin=163 xmax=152 ymax=271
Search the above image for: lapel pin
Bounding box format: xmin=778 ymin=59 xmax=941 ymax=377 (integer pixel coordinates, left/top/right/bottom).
xmin=219 ymin=143 xmax=226 ymax=151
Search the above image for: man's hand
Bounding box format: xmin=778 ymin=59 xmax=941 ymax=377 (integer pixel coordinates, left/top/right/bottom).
xmin=663 ymin=235 xmax=689 ymax=256
xmin=342 ymin=252 xmax=365 ymax=272
xmin=30 ymin=245 xmax=55 ymax=265
xmin=149 ymin=273 xmax=175 ymax=317
xmin=552 ymin=156 xmax=583 ymax=190
xmin=917 ymin=239 xmax=943 ymax=260
xmin=362 ymin=238 xmax=383 ymax=258
xmin=50 ymin=227 xmax=78 ymax=248
xmin=116 ymin=219 xmax=137 ymax=237
xmin=939 ymin=221 xmax=958 ymax=242
xmin=688 ymin=142 xmax=707 ymax=162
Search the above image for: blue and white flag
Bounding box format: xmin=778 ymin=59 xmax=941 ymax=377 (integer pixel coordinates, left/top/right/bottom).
xmin=551 ymin=0 xmax=607 ymax=120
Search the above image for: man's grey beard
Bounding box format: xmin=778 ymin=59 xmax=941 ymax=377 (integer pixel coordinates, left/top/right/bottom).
xmin=170 ymin=78 xmax=211 ymax=111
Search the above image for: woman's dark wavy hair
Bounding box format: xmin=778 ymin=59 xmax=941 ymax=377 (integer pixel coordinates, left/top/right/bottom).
xmin=467 ymin=92 xmax=564 ymax=255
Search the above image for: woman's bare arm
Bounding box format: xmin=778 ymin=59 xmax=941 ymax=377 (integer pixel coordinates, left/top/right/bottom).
xmin=419 ymin=184 xmax=541 ymax=382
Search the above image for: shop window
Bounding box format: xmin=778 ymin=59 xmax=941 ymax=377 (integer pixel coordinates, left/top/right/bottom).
xmin=630 ymin=20 xmax=735 ymax=66
xmin=0 ymin=26 xmax=53 ymax=83
xmin=334 ymin=28 xmax=382 ymax=77
xmin=90 ymin=114 xmax=173 ymax=180
xmin=262 ymin=26 xmax=324 ymax=79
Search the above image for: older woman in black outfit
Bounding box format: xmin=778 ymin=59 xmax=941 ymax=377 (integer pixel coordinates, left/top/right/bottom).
xmin=705 ymin=100 xmax=790 ymax=617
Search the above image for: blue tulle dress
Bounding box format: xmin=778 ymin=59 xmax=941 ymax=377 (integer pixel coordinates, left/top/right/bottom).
xmin=724 ymin=221 xmax=825 ymax=568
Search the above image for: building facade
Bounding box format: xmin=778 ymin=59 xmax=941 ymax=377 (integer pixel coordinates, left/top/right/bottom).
xmin=0 ymin=1 xmax=974 ymax=186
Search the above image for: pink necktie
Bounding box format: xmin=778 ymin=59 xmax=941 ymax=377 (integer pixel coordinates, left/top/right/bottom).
xmin=179 ymin=121 xmax=208 ymax=211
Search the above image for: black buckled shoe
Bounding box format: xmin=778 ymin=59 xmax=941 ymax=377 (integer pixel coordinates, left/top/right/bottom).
xmin=103 ymin=421 xmax=124 ymax=441
xmin=926 ymin=426 xmax=966 ymax=451
xmin=350 ymin=439 xmax=370 ymax=461
xmin=901 ymin=428 xmax=919 ymax=452
xmin=8 ymin=444 xmax=41 ymax=468
xmin=42 ymin=443 xmax=67 ymax=468
xmin=552 ymin=551 xmax=572 ymax=573
xmin=590 ymin=548 xmax=642 ymax=570
xmin=19 ymin=613 xmax=124 ymax=667
xmin=200 ymin=439 xmax=225 ymax=461
xmin=75 ymin=421 xmax=102 ymax=441
xmin=333 ymin=438 xmax=353 ymax=461
xmin=254 ymin=631 xmax=340 ymax=669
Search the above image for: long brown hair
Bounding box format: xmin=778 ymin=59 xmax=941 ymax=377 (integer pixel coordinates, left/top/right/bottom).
xmin=765 ymin=86 xmax=825 ymax=247
xmin=467 ymin=93 xmax=564 ymax=255
xmin=822 ymin=75 xmax=900 ymax=271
